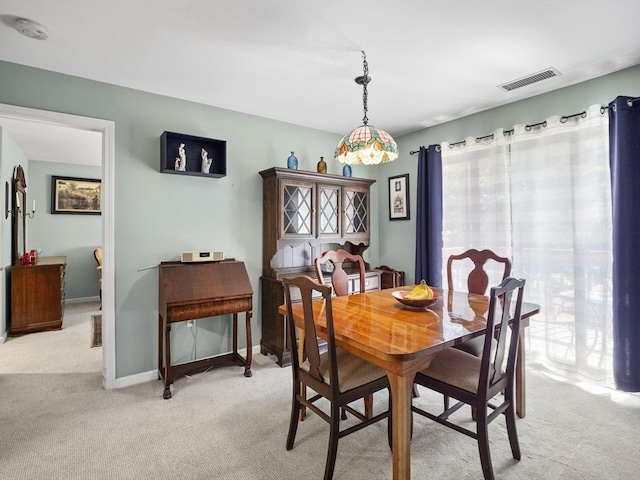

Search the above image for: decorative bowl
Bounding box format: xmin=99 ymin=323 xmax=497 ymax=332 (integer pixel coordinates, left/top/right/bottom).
xmin=392 ymin=290 xmax=440 ymax=309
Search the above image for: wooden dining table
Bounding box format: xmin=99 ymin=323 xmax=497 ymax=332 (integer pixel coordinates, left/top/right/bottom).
xmin=279 ymin=285 xmax=540 ymax=480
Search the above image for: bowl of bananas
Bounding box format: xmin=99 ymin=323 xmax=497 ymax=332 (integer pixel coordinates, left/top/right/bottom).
xmin=392 ymin=280 xmax=439 ymax=309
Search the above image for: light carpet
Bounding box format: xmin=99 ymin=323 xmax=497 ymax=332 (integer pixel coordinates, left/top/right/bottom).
xmin=0 ymin=301 xmax=639 ymax=480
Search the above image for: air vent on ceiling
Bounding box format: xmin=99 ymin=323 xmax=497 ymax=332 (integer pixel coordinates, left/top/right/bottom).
xmin=498 ymin=67 xmax=561 ymax=92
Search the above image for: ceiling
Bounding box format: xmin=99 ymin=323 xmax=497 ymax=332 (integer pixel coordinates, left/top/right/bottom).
xmin=0 ymin=0 xmax=639 ymax=165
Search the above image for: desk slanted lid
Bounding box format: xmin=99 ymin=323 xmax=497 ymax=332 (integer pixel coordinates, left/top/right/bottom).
xmin=159 ymin=260 xmax=253 ymax=306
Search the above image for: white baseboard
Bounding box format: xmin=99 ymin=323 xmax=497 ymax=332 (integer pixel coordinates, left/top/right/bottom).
xmin=111 ymin=344 xmax=263 ymax=389
xmin=65 ymin=296 xmax=100 ymax=305
xmin=0 ymin=331 xmax=7 ymax=345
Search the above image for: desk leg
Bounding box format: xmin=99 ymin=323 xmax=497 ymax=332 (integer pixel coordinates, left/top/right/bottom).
xmin=163 ymin=323 xmax=172 ymax=399
xmin=388 ymin=370 xmax=415 ymax=480
xmin=516 ymin=330 xmax=526 ymax=418
xmin=244 ymin=311 xmax=253 ymax=377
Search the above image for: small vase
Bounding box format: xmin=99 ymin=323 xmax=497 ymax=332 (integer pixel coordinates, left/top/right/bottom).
xmin=342 ymin=164 xmax=352 ymax=177
xmin=317 ymin=156 xmax=327 ymax=174
xmin=287 ymin=151 xmax=298 ymax=169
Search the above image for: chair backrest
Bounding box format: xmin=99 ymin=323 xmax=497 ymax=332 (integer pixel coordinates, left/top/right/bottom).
xmin=376 ymin=265 xmax=405 ymax=290
xmin=480 ymin=276 xmax=525 ymax=398
xmin=283 ymin=275 xmax=337 ymax=389
xmin=94 ymin=247 xmax=103 ymax=267
xmin=314 ymin=249 xmax=365 ymax=297
xmin=447 ymin=249 xmax=511 ymax=295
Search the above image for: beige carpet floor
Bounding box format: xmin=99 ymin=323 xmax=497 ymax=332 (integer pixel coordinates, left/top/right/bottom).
xmin=1 ymin=300 xmax=639 ymax=480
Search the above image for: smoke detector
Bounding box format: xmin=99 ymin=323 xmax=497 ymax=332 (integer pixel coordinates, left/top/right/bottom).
xmin=15 ymin=18 xmax=49 ymax=40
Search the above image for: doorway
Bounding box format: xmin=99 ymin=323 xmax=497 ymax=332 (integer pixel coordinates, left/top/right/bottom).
xmin=0 ymin=104 xmax=115 ymax=389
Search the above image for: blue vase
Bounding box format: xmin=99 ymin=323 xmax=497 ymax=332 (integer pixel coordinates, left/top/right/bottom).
xmin=342 ymin=164 xmax=352 ymax=177
xmin=287 ymin=151 xmax=298 ymax=169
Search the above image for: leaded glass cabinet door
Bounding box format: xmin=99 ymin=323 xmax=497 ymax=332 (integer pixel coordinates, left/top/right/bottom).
xmin=317 ymin=184 xmax=340 ymax=239
xmin=342 ymin=185 xmax=370 ymax=241
xmin=280 ymin=180 xmax=315 ymax=239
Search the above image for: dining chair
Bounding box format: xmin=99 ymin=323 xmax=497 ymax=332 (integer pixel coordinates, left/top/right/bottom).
xmin=412 ymin=276 xmax=526 ymax=480
xmin=448 ymin=249 xmax=512 ymax=357
xmin=94 ymin=247 xmax=103 ymax=309
xmin=283 ymin=275 xmax=391 ymax=480
xmin=375 ymin=264 xmax=405 ymax=290
xmin=315 ymin=249 xmax=373 ymax=417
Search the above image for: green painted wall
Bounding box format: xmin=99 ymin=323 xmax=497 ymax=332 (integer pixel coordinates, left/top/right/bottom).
xmin=0 ymin=128 xmax=27 ymax=339
xmin=377 ymin=65 xmax=640 ymax=284
xmin=0 ymin=60 xmax=379 ymax=378
xmin=28 ymin=160 xmax=102 ymax=300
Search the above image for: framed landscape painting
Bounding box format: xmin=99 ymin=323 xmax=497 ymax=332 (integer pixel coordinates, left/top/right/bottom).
xmin=389 ymin=174 xmax=410 ymax=220
xmin=51 ymin=176 xmax=101 ymax=215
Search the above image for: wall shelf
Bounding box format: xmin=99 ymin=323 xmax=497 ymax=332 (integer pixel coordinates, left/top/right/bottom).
xmin=160 ymin=131 xmax=227 ymax=178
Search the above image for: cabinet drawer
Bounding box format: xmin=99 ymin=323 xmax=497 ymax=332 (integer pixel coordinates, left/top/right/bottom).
xmin=350 ymin=273 xmax=380 ymax=293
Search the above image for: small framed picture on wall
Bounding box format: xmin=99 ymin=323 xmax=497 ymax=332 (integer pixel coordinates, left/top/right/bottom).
xmin=388 ymin=174 xmax=410 ymax=221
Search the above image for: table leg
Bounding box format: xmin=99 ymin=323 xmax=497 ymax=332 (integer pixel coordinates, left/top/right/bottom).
xmin=516 ymin=330 xmax=526 ymax=418
xmin=387 ymin=370 xmax=416 ymax=480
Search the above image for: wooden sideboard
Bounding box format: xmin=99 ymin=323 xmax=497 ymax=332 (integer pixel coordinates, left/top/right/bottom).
xmin=11 ymin=256 xmax=66 ymax=335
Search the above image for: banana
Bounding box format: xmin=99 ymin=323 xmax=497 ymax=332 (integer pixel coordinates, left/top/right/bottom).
xmin=405 ymin=280 xmax=434 ymax=300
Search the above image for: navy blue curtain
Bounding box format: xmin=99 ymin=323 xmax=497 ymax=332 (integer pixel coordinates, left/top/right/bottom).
xmin=414 ymin=145 xmax=443 ymax=287
xmin=609 ymin=96 xmax=640 ymax=392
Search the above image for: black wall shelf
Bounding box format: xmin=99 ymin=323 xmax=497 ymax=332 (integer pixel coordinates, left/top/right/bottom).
xmin=160 ymin=131 xmax=227 ymax=178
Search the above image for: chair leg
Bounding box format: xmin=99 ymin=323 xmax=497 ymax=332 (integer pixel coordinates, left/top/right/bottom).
xmin=505 ymin=397 xmax=521 ymax=460
xmin=324 ymin=402 xmax=341 ymax=480
xmin=476 ymin=405 xmax=495 ymax=480
xmin=286 ymin=382 xmax=301 ymax=450
xmin=364 ymin=394 xmax=373 ymax=419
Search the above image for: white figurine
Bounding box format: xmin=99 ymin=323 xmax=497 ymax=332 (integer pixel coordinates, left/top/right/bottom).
xmin=175 ymin=143 xmax=187 ymax=171
xmin=201 ymin=148 xmax=213 ymax=174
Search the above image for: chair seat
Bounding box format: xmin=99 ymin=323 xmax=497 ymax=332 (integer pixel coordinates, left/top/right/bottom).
xmin=419 ymin=347 xmax=484 ymax=394
xmin=303 ymin=348 xmax=387 ymax=392
xmin=454 ymin=334 xmax=496 ymax=357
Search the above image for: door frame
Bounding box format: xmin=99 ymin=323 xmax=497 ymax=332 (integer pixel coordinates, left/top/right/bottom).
xmin=0 ymin=103 xmax=116 ymax=389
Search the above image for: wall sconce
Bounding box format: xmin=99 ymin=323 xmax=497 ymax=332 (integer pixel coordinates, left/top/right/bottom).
xmin=6 ymin=183 xmax=36 ymax=219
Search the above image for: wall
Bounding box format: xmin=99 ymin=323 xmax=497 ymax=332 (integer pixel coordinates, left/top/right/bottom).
xmin=27 ymin=160 xmax=102 ymax=300
xmin=377 ymin=65 xmax=640 ymax=284
xmin=0 ymin=128 xmax=27 ymax=341
xmin=0 ymin=60 xmax=379 ymax=378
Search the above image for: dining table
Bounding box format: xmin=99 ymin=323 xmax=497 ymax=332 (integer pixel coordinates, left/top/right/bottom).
xmin=279 ymin=284 xmax=540 ymax=480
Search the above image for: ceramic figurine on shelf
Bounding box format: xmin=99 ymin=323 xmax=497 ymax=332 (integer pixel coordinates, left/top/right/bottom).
xmin=342 ymin=164 xmax=352 ymax=177
xmin=317 ymin=156 xmax=327 ymax=174
xmin=175 ymin=143 xmax=187 ymax=171
xmin=201 ymin=148 xmax=213 ymax=173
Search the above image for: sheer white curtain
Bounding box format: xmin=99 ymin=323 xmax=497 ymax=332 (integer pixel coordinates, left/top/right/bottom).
xmin=441 ymin=105 xmax=613 ymax=386
xmin=441 ymin=129 xmax=512 ymax=289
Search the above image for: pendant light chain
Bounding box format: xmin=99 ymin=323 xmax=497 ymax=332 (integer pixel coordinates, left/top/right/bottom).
xmin=361 ymin=51 xmax=369 ymax=126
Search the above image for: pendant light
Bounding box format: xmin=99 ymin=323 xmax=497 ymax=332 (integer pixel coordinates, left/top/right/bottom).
xmin=334 ymin=51 xmax=398 ymax=166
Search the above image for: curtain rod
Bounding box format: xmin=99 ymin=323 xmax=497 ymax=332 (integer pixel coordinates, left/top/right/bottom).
xmin=410 ymin=104 xmax=613 ymax=154
xmin=444 ymin=106 xmax=611 ymax=148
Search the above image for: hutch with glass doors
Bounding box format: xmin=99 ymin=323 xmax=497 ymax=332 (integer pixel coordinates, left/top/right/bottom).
xmin=259 ymin=167 xmax=380 ymax=366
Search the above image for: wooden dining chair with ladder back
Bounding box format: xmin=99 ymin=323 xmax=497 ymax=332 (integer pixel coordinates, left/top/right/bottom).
xmin=283 ymin=275 xmax=391 ymax=480
xmin=412 ymin=276 xmax=526 ymax=480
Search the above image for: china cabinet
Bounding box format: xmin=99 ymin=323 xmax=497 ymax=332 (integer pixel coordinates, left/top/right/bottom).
xmin=259 ymin=167 xmax=379 ymax=366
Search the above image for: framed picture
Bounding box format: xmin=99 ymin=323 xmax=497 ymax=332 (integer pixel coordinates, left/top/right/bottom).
xmin=51 ymin=176 xmax=101 ymax=215
xmin=388 ymin=174 xmax=410 ymax=220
